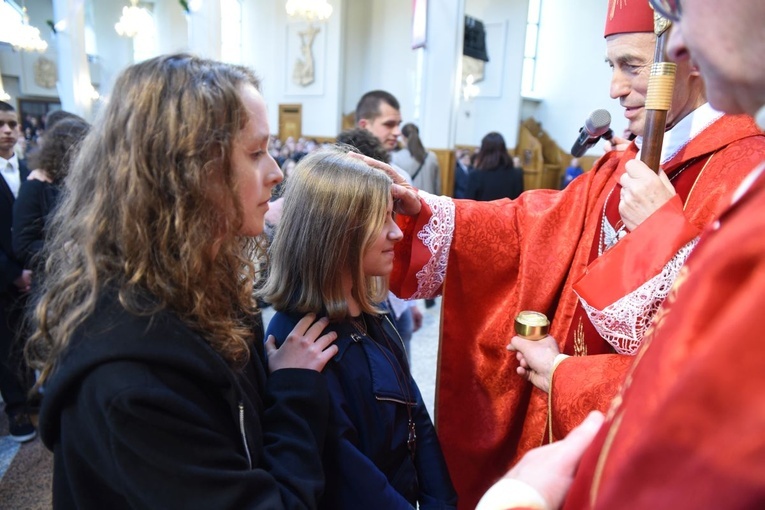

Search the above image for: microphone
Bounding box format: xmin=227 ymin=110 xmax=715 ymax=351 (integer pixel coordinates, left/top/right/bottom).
xmin=570 ymin=109 xmax=614 ymax=157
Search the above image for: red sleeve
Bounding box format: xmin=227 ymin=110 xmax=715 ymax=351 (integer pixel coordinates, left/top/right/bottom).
xmin=390 ymin=195 xmax=436 ymax=298
xmin=549 ymin=354 xmax=632 ymax=439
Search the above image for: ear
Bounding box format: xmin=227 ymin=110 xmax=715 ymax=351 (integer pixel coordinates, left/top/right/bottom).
xmin=358 ymin=118 xmax=369 ymax=129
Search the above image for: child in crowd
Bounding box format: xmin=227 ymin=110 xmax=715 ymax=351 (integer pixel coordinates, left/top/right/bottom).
xmin=261 ymin=147 xmax=457 ymax=509
xmin=13 ymin=116 xmax=90 ymax=271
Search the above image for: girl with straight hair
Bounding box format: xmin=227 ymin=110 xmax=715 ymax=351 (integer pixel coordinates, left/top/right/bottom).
xmin=261 ymin=146 xmax=456 ymax=509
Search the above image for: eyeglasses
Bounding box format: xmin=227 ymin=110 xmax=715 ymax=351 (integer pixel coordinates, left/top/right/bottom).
xmin=650 ymin=0 xmax=682 ymax=22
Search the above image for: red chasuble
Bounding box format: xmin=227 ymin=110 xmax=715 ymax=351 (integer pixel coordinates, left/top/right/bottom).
xmin=390 ymin=114 xmax=765 ymax=510
xmin=565 ymin=165 xmax=765 ymax=509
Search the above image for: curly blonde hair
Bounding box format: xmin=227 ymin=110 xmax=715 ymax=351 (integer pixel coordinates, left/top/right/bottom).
xmin=26 ymin=54 xmax=264 ymax=385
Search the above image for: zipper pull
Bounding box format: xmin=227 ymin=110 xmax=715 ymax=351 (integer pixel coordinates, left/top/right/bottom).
xmin=407 ymin=419 xmax=416 ymax=459
xmin=238 ymin=401 xmax=253 ymax=469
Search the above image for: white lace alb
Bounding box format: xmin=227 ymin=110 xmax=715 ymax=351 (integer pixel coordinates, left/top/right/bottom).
xmin=410 ymin=192 xmax=455 ymax=299
xmin=578 ymin=238 xmax=699 ymax=354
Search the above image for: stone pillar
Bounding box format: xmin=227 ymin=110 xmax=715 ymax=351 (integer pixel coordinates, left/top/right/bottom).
xmin=187 ymin=0 xmax=222 ymax=60
xmin=52 ymin=0 xmax=93 ymax=119
xmin=415 ymin=0 xmax=465 ymax=150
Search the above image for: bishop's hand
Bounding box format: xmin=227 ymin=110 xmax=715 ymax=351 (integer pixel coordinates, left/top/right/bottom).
xmin=348 ymin=152 xmax=422 ymax=216
xmin=508 ymin=334 xmax=561 ymax=393
xmin=618 ymin=158 xmax=676 ymax=231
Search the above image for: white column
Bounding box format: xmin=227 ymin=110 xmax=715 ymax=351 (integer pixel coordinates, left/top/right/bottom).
xmin=187 ymin=0 xmax=222 ymax=60
xmin=52 ymin=0 xmax=93 ymax=119
xmin=416 ymin=0 xmax=465 ymax=149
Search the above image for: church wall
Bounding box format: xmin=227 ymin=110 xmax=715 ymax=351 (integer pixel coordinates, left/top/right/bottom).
xmin=533 ymin=0 xmax=627 ymax=156
xmin=342 ymin=0 xmax=418 ymax=130
xmin=2 ymin=0 xmax=634 ymax=154
xmin=454 ymin=0 xmax=530 ymax=148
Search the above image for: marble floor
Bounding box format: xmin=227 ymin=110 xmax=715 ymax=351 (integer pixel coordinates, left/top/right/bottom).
xmin=0 ymin=410 xmax=52 ymax=509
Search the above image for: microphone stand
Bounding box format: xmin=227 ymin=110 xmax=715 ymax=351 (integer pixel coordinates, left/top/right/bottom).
xmin=640 ymin=13 xmax=675 ymax=173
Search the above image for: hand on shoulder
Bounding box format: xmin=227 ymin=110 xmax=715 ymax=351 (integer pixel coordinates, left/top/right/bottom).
xmin=28 ymin=169 xmax=53 ymax=183
xmin=265 ymin=314 xmax=338 ymax=373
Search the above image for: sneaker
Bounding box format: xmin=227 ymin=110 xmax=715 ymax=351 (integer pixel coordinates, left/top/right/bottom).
xmin=8 ymin=411 xmax=37 ymax=443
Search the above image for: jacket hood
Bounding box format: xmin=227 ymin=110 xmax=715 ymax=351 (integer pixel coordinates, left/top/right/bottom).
xmin=38 ymin=294 xmax=242 ymax=449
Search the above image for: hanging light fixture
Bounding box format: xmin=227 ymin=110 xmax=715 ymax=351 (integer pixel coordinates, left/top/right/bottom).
xmin=285 ymin=0 xmax=333 ymax=22
xmin=10 ymin=5 xmax=48 ymax=53
xmin=115 ymin=0 xmax=153 ymax=38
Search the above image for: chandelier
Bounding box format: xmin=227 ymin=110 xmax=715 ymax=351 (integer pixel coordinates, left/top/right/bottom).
xmin=285 ymin=0 xmax=333 ymax=22
xmin=11 ymin=7 xmax=48 ymax=53
xmin=115 ymin=0 xmax=153 ymax=38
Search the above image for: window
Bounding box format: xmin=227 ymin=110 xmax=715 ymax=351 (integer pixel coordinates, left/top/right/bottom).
xmin=522 ymin=0 xmax=542 ymax=95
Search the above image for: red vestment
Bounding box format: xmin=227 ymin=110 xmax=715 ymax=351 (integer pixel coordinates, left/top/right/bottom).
xmin=564 ymin=164 xmax=765 ymax=509
xmin=390 ymin=114 xmax=765 ymax=510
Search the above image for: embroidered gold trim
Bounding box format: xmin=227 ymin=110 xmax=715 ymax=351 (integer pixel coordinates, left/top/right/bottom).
xmin=590 ymin=411 xmax=625 ymax=507
xmin=590 ymin=265 xmax=691 ymax=503
xmin=573 ymin=317 xmax=587 ymax=357
xmin=609 ymin=0 xmax=627 ymax=20
xmin=683 ymin=151 xmax=716 ymax=211
xmin=546 ymin=354 xmax=569 ymax=444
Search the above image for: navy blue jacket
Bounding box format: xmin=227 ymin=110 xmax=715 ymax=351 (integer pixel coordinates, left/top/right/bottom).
xmin=453 ymin=161 xmax=470 ymax=199
xmin=268 ymin=310 xmax=457 ymax=510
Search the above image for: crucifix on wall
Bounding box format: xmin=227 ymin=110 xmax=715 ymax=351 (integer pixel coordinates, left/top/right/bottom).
xmin=292 ymin=24 xmax=320 ymax=87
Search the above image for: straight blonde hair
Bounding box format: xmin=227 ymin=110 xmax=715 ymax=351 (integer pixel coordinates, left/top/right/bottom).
xmin=260 ymin=146 xmax=392 ymax=320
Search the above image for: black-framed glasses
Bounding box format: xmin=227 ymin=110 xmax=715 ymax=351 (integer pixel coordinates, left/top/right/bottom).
xmin=650 ymin=0 xmax=682 ymax=22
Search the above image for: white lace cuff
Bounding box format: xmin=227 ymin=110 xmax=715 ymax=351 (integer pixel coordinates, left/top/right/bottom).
xmin=579 ymin=238 xmax=699 ymax=355
xmin=411 ymin=192 xmax=455 ymax=299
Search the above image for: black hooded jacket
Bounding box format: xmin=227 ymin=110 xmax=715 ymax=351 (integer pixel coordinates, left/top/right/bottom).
xmin=39 ymin=293 xmax=330 ymax=509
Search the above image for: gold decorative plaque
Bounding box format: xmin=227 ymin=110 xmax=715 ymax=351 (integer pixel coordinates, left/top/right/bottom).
xmin=34 ymin=56 xmax=57 ymax=89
